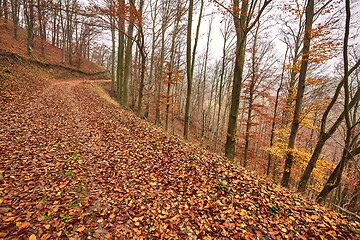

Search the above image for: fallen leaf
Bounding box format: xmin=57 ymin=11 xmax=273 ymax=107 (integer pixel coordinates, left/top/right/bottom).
xmin=76 ymin=226 xmax=86 ymax=232
xmin=41 ymin=234 xmax=51 ymax=240
xmin=29 ymin=234 xmax=37 ymax=240
xmin=18 ymin=221 xmax=31 ymax=230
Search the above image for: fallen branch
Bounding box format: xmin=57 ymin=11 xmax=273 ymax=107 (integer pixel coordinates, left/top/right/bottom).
xmin=333 ymin=205 xmax=360 ymax=222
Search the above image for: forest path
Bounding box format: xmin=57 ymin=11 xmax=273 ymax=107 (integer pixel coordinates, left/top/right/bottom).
xmin=1 ymin=78 xmax=220 ymax=238
xmin=0 ymin=79 xmax=359 ymax=239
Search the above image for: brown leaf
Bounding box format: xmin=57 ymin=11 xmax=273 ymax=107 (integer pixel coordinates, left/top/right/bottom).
xmin=18 ymin=221 xmax=31 ymax=230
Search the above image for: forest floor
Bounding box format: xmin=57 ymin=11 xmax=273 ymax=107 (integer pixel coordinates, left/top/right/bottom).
xmin=1 ymin=51 xmax=360 ymax=239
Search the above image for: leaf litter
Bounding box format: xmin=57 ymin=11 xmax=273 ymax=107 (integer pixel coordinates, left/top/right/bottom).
xmin=0 ymin=69 xmax=359 ymax=239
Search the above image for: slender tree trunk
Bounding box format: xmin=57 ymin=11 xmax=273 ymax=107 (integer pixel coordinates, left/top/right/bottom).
xmin=244 ymin=19 xmax=261 ymax=167
xmin=281 ymin=0 xmax=314 ymax=188
xmin=144 ymin=0 xmax=159 ymax=119
xmin=117 ymin=0 xmax=125 ymax=104
xmin=66 ymin=0 xmax=75 ymax=65
xmin=52 ymin=6 xmax=58 ymax=46
xmin=0 ymin=0 xmax=3 ymax=18
xmin=10 ymin=0 xmax=20 ymax=40
xmin=136 ymin=0 xmax=146 ymax=116
xmin=60 ymin=1 xmax=66 ymax=64
xmin=3 ymin=0 xmax=8 ymax=21
xmin=207 ymin=68 xmax=220 ymax=149
xmin=155 ymin=1 xmax=170 ymax=125
xmin=200 ymin=14 xmax=213 ymax=146
xmin=184 ymin=0 xmax=193 ymax=136
xmin=110 ymin=11 xmax=116 ymax=96
xmin=23 ymin=0 xmax=35 ymax=57
xmin=297 ymin=67 xmax=360 ymax=192
xmin=267 ymin=48 xmax=287 ymax=176
xmin=131 ymin=34 xmax=139 ymax=109
xmin=37 ymin=0 xmax=45 ymax=57
xmin=122 ymin=0 xmax=135 ymax=107
xmin=316 ymin=0 xmax=356 ymax=203
xmin=224 ymin=0 xmax=250 ymax=161
xmin=165 ymin=1 xmax=182 ymax=132
xmin=214 ymin=21 xmax=230 ymax=152
xmin=184 ymin=0 xmax=203 ymax=139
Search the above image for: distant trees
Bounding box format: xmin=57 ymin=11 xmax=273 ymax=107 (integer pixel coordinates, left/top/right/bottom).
xmin=2 ymin=0 xmax=98 ymax=67
xmin=219 ymin=0 xmax=272 ymax=161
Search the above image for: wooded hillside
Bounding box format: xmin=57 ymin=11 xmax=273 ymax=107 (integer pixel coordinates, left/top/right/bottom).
xmin=0 ymin=0 xmax=360 ymax=238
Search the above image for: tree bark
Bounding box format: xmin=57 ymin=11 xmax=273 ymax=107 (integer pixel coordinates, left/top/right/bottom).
xmin=224 ymin=0 xmax=249 ymax=161
xmin=23 ymin=0 xmax=35 ymax=57
xmin=123 ymin=0 xmax=135 ymax=108
xmin=117 ymin=0 xmax=125 ymax=104
xmin=108 ymin=0 xmax=116 ymax=96
xmin=267 ymin=48 xmax=287 ymax=177
xmin=165 ymin=0 xmax=182 ymax=132
xmin=281 ymin=0 xmax=314 ymax=188
xmin=316 ymin=0 xmax=356 ymax=203
xmin=10 ymin=0 xmax=20 ymax=40
xmin=184 ymin=0 xmax=203 ymax=140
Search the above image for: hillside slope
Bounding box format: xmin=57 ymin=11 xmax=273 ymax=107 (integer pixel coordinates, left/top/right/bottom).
xmin=1 ymin=42 xmax=360 ymax=239
xmin=0 ymin=19 xmax=108 ymax=76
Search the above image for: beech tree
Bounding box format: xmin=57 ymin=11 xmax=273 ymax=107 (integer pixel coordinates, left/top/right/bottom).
xmin=23 ymin=0 xmax=35 ymax=57
xmin=164 ymin=0 xmax=184 ymax=132
xmin=183 ymin=0 xmax=204 ymax=139
xmin=123 ymin=0 xmax=136 ymax=108
xmin=298 ymin=0 xmax=360 ymax=193
xmin=212 ymin=0 xmax=272 ymax=161
xmin=10 ymin=0 xmax=20 ymax=40
xmin=281 ymin=0 xmax=315 ymax=188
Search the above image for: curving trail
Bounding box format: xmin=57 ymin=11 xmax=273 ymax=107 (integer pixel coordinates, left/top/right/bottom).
xmin=1 ymin=79 xmax=359 ymax=239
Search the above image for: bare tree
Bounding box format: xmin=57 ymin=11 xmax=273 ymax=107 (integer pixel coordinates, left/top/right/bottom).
xmin=184 ymin=0 xmax=204 ymax=139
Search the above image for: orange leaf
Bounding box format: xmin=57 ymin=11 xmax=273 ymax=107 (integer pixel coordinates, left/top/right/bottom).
xmin=41 ymin=234 xmax=51 ymax=240
xmin=29 ymin=234 xmax=37 ymax=240
xmin=19 ymin=222 xmax=31 ymax=230
xmin=76 ymin=226 xmax=86 ymax=232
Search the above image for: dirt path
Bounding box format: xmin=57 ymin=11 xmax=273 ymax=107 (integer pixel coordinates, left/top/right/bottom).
xmin=1 ymin=79 xmax=359 ymax=239
xmin=1 ymin=79 xmax=213 ymax=238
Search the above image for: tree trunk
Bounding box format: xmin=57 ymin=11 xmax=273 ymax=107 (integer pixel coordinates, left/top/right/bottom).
xmin=224 ymin=0 xmax=249 ymax=161
xmin=244 ymin=18 xmax=260 ymax=167
xmin=165 ymin=1 xmax=182 ymax=132
xmin=297 ymin=73 xmax=360 ymax=192
xmin=267 ymin=48 xmax=287 ymax=176
xmin=23 ymin=0 xmax=35 ymax=57
xmin=117 ymin=0 xmax=125 ymax=104
xmin=155 ymin=1 xmax=170 ymax=125
xmin=110 ymin=7 xmax=116 ymax=96
xmin=123 ymin=0 xmax=135 ymax=108
xmin=316 ymin=0 xmax=355 ymax=203
xmin=3 ymin=0 xmax=8 ymax=21
xmin=10 ymin=0 xmax=20 ymax=40
xmin=281 ymin=0 xmax=314 ymax=188
xmin=214 ymin=20 xmax=230 ymax=152
xmin=184 ymin=0 xmax=203 ymax=139
xmin=136 ymin=0 xmax=146 ymax=116
xmin=37 ymin=0 xmax=46 ymax=57
xmin=0 ymin=0 xmax=3 ymax=18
